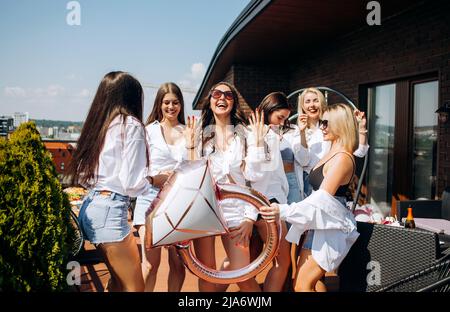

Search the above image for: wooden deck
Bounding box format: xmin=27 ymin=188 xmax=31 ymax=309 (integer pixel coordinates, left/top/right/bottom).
xmin=74 ymin=212 xmax=338 ymax=292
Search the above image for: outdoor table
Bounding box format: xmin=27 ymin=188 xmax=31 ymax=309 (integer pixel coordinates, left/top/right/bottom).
xmin=413 ymin=218 xmax=450 ymax=249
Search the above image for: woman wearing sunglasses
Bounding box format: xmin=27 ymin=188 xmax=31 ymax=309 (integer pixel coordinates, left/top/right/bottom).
xmin=252 ymin=91 xmax=310 ymax=291
xmin=133 ymin=82 xmax=186 ymax=292
xmin=260 ymin=103 xmax=360 ymax=292
xmin=297 ymin=87 xmax=368 ymax=197
xmin=185 ymin=81 xmax=269 ymax=292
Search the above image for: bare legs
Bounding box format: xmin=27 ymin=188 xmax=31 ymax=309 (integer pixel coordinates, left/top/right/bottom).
xmin=221 ymin=234 xmax=261 ymax=292
xmin=193 ymin=236 xmax=217 ymax=292
xmin=137 ymin=225 xmax=185 ymax=292
xmin=98 ymin=232 xmax=144 ymax=292
xmin=256 ymin=220 xmax=291 ymax=292
xmin=293 ymin=248 xmax=327 ymax=292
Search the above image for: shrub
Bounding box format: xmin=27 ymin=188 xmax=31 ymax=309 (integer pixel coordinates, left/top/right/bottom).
xmin=0 ymin=122 xmax=74 ymax=291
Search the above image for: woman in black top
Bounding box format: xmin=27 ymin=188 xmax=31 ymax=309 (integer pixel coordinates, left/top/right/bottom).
xmin=260 ymin=103 xmax=359 ymax=292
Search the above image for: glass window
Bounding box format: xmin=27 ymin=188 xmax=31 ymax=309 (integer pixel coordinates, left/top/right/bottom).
xmin=367 ymin=84 xmax=396 ymax=215
xmin=412 ymin=81 xmax=438 ymax=199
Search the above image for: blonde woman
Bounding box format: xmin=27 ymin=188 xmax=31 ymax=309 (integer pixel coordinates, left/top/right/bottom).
xmin=260 ymin=103 xmax=360 ymax=292
xmin=297 ymin=87 xmax=368 ymax=196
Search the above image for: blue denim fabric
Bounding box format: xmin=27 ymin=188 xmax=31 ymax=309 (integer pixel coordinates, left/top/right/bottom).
xmin=303 ymin=171 xmax=312 ymax=198
xmin=132 ymin=187 xmax=159 ymax=226
xmin=78 ymin=190 xmax=131 ymax=244
xmin=286 ymin=172 xmax=302 ymax=204
xmin=302 ymin=196 xmax=347 ymax=250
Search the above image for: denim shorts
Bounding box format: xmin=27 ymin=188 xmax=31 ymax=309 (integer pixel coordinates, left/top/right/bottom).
xmin=78 ymin=190 xmax=131 ymax=244
xmin=302 ymin=195 xmax=347 ymax=250
xmin=133 ymin=187 xmax=159 ymax=226
xmin=286 ymin=172 xmax=302 ymax=204
xmin=303 ymin=171 xmax=312 ymax=198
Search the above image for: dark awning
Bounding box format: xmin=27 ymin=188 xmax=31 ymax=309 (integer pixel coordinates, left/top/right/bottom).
xmin=193 ymin=0 xmax=422 ymax=109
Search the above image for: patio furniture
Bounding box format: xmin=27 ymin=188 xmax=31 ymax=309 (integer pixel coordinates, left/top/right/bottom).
xmin=338 ymin=222 xmax=441 ymax=292
xmin=396 ymin=187 xmax=450 ymax=221
xmin=69 ymin=210 xmax=84 ymax=258
xmin=375 ymin=253 xmax=450 ymax=292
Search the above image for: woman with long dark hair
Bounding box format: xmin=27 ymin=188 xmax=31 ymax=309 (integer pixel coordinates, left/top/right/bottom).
xmin=185 ymin=81 xmax=268 ymax=292
xmin=254 ymin=91 xmax=309 ymax=291
xmin=69 ymin=71 xmax=159 ymax=291
xmin=133 ymin=82 xmax=186 ymax=291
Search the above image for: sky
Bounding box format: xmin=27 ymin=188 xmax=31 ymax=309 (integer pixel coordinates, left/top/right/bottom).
xmin=0 ymin=0 xmax=249 ymax=122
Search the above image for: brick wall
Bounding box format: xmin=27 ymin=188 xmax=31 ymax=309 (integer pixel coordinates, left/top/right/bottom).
xmin=288 ymin=0 xmax=450 ymax=196
xmin=223 ymin=64 xmax=289 ymax=114
xmin=220 ymin=1 xmax=449 ymax=195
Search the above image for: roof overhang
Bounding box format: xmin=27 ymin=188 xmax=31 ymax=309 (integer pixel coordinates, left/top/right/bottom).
xmin=193 ymin=0 xmax=423 ymax=109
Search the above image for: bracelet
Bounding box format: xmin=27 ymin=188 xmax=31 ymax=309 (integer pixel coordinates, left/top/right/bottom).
xmin=359 ymin=129 xmax=368 ymax=134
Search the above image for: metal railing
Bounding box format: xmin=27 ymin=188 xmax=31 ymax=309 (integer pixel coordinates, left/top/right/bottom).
xmin=286 ymin=86 xmax=368 ymax=212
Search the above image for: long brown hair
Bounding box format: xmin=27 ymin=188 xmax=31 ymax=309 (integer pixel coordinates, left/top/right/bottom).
xmin=198 ymin=82 xmax=248 ymax=153
xmin=257 ymin=91 xmax=293 ymax=133
xmin=68 ymin=71 xmax=145 ymax=186
xmin=146 ymin=82 xmax=185 ymax=125
xmin=199 ymin=81 xmax=247 ymax=131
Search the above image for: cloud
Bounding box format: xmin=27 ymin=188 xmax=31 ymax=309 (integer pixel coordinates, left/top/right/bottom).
xmin=190 ymin=63 xmax=206 ymax=80
xmin=4 ymin=87 xmax=27 ymax=97
xmin=77 ymin=88 xmax=91 ymax=97
xmin=46 ymin=85 xmax=65 ymax=97
xmin=1 ymin=84 xmax=94 ymax=121
xmin=177 ymin=62 xmax=206 ymax=91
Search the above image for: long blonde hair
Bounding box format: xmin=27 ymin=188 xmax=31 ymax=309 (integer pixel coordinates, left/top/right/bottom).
xmin=323 ymin=103 xmax=358 ymax=153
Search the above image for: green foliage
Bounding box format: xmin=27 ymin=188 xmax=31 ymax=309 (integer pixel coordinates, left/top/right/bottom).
xmin=31 ymin=119 xmax=83 ymax=129
xmin=0 ymin=122 xmax=74 ymax=291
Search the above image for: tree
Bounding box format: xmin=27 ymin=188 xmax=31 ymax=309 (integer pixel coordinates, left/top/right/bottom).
xmin=0 ymin=122 xmax=74 ymax=291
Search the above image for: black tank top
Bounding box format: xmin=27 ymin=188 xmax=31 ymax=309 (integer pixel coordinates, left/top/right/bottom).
xmin=308 ymin=152 xmax=355 ymax=197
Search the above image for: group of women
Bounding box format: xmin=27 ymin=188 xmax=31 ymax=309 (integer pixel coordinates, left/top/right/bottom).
xmin=69 ymin=71 xmax=369 ymax=292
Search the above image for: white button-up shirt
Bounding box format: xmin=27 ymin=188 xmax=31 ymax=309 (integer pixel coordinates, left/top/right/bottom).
xmin=201 ymin=129 xmax=269 ymax=227
xmin=251 ymin=126 xmax=309 ymax=204
xmin=146 ymin=121 xmax=186 ymax=176
xmin=90 ymin=115 xmax=152 ymax=198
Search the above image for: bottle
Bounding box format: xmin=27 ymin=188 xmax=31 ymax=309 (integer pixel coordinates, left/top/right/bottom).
xmin=404 ymin=207 xmax=415 ymax=229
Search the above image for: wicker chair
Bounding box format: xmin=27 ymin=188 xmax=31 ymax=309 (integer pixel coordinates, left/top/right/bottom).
xmin=338 ymin=222 xmax=441 ymax=292
xmin=396 ymin=187 xmax=450 ymax=221
xmin=375 ymin=254 xmax=450 ymax=292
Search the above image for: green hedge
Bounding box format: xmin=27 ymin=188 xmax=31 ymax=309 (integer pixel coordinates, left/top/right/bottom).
xmin=0 ymin=122 xmax=74 ymax=291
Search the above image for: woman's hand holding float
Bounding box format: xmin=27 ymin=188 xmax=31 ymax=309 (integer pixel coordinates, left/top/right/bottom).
xmin=259 ymin=204 xmax=280 ymax=223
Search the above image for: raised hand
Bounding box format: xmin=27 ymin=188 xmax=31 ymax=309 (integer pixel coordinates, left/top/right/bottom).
xmin=354 ymin=110 xmax=367 ymax=133
xmin=248 ymin=108 xmax=266 ymax=147
xmin=298 ymin=113 xmax=308 ymax=131
xmin=184 ymin=116 xmax=197 ymax=149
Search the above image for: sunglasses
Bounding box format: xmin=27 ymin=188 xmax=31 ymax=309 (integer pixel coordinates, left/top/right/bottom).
xmin=211 ymin=89 xmax=234 ymax=101
xmin=319 ymin=119 xmax=328 ymax=129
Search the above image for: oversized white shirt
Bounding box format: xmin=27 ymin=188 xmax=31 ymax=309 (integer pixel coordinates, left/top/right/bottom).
xmin=145 ymin=121 xmax=186 ymax=176
xmin=279 ymin=189 xmax=360 ymax=272
xmin=91 ymin=115 xmax=152 ymax=198
xmin=251 ymin=126 xmax=309 ymax=203
xmin=201 ymin=128 xmax=270 ymax=227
